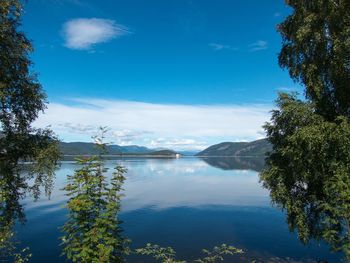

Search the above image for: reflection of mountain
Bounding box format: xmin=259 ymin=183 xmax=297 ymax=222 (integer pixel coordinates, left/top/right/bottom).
xmin=197 ymin=139 xmax=272 ymax=157
xmin=200 ymin=157 xmax=265 ymax=172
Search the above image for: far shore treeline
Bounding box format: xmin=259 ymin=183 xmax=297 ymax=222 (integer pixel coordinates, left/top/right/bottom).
xmin=59 ymin=139 xmax=271 ymax=157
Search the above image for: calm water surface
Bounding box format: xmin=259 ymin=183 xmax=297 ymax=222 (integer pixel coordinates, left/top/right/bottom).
xmin=17 ymin=157 xmax=342 ymax=262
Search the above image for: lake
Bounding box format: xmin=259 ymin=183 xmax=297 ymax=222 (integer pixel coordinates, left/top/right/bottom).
xmin=15 ymin=157 xmax=342 ymax=262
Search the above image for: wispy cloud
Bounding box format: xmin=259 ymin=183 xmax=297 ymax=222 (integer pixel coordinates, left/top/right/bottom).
xmin=59 ymin=123 xmax=96 ymax=134
xmin=35 ymin=99 xmax=271 ymax=150
xmin=249 ymin=40 xmax=268 ymax=52
xmin=149 ymin=138 xmax=208 ymax=151
xmin=275 ymin=86 xmax=295 ymax=92
xmin=62 ymin=18 xmax=129 ymax=50
xmin=275 ymin=86 xmax=303 ymax=94
xmin=274 ymin=12 xmax=281 ymax=18
xmin=209 ymin=43 xmax=238 ymax=51
xmin=111 ymin=130 xmax=152 ymax=146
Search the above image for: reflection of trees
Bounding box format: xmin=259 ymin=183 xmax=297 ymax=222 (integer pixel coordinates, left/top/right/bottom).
xmin=0 ymin=161 xmax=27 ymax=262
xmin=200 ymin=157 xmax=265 ymax=172
xmin=0 ymin=145 xmax=59 ymax=262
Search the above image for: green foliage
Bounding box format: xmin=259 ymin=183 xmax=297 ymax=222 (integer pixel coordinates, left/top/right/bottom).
xmin=0 ymin=0 xmax=60 ymax=178
xmin=278 ymin=0 xmax=350 ymax=120
xmin=135 ymin=243 xmax=243 ymax=263
xmin=0 ymin=159 xmax=32 ymax=262
xmin=262 ymin=0 xmax=350 ymax=260
xmin=194 ymin=244 xmax=244 ymax=263
xmin=261 ymin=94 xmax=350 ymax=258
xmin=0 ymin=0 xmax=60 ymax=199
xmin=0 ymin=1 xmax=60 ymax=261
xmin=135 ymin=243 xmax=183 ymax=263
xmin=0 ymin=0 xmax=46 ymax=135
xmin=61 ymin=128 xmax=129 ymax=263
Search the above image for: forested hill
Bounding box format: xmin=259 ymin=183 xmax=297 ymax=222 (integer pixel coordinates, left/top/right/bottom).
xmin=59 ymin=142 xmax=177 ymax=156
xmin=196 ymin=139 xmax=272 ymax=157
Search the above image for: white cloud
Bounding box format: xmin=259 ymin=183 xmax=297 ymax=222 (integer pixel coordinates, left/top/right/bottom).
xmin=35 ymin=99 xmax=271 ymax=150
xmin=111 ymin=130 xmax=152 ymax=146
xmin=59 ymin=123 xmax=96 ymax=134
xmin=249 ymin=40 xmax=268 ymax=52
xmin=209 ymin=43 xmax=238 ymax=51
xmin=149 ymin=138 xmax=208 ymax=151
xmin=276 ymin=86 xmax=295 ymax=92
xmin=62 ymin=18 xmax=129 ymax=50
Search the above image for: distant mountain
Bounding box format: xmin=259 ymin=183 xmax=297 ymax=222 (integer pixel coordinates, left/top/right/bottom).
xmin=196 ymin=139 xmax=272 ymax=157
xmin=145 ymin=150 xmax=178 ymax=157
xmin=60 ymin=142 xmax=154 ymax=156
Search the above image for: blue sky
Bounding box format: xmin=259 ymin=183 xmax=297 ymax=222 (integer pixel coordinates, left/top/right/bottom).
xmin=24 ymin=0 xmax=302 ymax=150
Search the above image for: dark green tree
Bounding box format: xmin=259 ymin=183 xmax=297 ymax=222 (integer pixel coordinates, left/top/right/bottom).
xmin=278 ymin=0 xmax=350 ymax=120
xmin=0 ymin=0 xmax=59 ymax=261
xmin=0 ymin=0 xmax=60 ymax=193
xmin=61 ymin=128 xmax=129 ymax=263
xmin=261 ymin=0 xmax=350 ymax=260
xmin=0 ymin=160 xmax=32 ymax=263
xmin=261 ymin=93 xmax=350 ymax=257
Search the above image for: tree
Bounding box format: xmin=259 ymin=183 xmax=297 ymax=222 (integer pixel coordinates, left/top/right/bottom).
xmin=261 ymin=93 xmax=350 ymax=258
xmin=61 ymin=128 xmax=129 ymax=263
xmin=261 ymin=0 xmax=350 ymax=260
xmin=278 ymin=0 xmax=350 ymax=120
xmin=0 ymin=0 xmax=59 ymax=260
xmin=0 ymin=0 xmax=60 ymax=190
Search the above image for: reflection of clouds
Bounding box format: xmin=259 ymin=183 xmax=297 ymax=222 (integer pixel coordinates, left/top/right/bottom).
xmin=129 ymin=158 xmax=209 ymax=176
xmin=119 ymin=158 xmax=269 ymax=212
xmin=23 ymin=158 xmax=270 ymax=214
xmin=185 ymin=168 xmax=195 ymax=173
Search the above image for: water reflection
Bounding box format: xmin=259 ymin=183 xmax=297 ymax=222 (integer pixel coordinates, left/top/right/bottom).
xmin=261 ymin=154 xmax=350 ymax=261
xmin=200 ymin=156 xmax=265 ymax=172
xmin=121 ymin=158 xmax=269 ymax=211
xmin=15 ymin=157 xmax=341 ymax=262
xmin=0 ymin=161 xmax=27 ymax=261
xmin=1 ymin=156 xmax=345 ymax=262
xmin=22 ymin=158 xmax=270 ymax=212
xmin=0 ymin=156 xmax=58 ymax=262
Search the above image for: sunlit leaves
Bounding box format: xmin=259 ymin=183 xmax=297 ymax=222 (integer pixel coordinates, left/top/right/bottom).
xmin=135 ymin=243 xmax=243 ymax=263
xmin=262 ymin=0 xmax=350 ymax=259
xmin=278 ymin=0 xmax=350 ymax=120
xmin=61 ymin=128 xmax=129 ymax=263
xmin=261 ymin=94 xmax=350 ymax=259
xmin=0 ymin=1 xmax=59 ymax=261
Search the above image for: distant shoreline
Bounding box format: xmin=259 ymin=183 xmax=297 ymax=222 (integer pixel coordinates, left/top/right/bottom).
xmin=61 ymin=154 xmax=180 ymax=158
